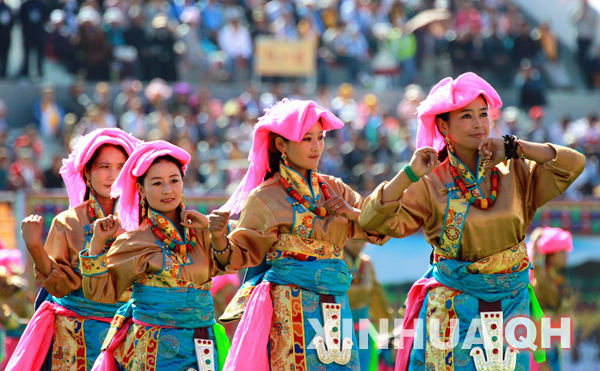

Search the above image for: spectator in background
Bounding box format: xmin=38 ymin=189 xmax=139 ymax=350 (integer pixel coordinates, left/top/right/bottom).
xmin=43 ymin=154 xmax=64 ymax=188
xmin=271 ymin=10 xmax=298 ymax=40
xmin=511 ymin=21 xmax=540 ymax=67
xmin=526 ymin=106 xmax=550 ymax=143
xmin=74 ymin=6 xmax=111 ymax=80
xmin=538 ymin=22 xmax=572 ymax=89
xmin=396 ymin=83 xmax=424 ymax=138
xmin=19 ymin=0 xmax=46 ymax=78
xmin=0 ymin=0 xmax=14 ymax=78
xmin=572 ymin=0 xmax=599 ymax=89
xmin=104 ymin=7 xmax=136 ymax=79
xmin=46 ymin=9 xmax=78 ymax=74
xmin=13 ymin=125 xmax=43 ymax=160
xmin=218 ymin=8 xmax=252 ymax=81
xmin=171 ymin=82 xmax=193 ymax=114
xmin=64 ymin=79 xmax=90 ymax=122
xmin=119 ymin=96 xmax=147 ymax=139
xmin=339 ymin=22 xmax=370 ymax=82
xmin=176 ymin=7 xmax=210 ymax=84
xmin=34 ymin=84 xmax=65 ymax=138
xmin=550 ymin=115 xmax=572 ymax=145
xmin=124 ymin=6 xmax=150 ymax=80
xmin=492 ymin=106 xmax=524 ymax=138
xmin=147 ymin=14 xmax=177 ymax=81
xmin=8 ymin=147 xmax=43 ymax=190
xmin=483 ymin=24 xmax=510 ymax=87
xmin=0 ymin=147 xmax=9 ymax=190
xmin=359 ymin=93 xmax=383 ymax=148
xmin=591 ymin=46 xmax=600 ymax=89
xmin=93 ymin=82 xmax=117 ymax=128
xmin=516 ymin=59 xmax=546 ymax=109
xmin=392 ymin=25 xmax=418 ymax=86
xmin=0 ymin=98 xmax=7 ymax=133
xmin=200 ymin=0 xmax=223 ymax=41
xmin=113 ymin=78 xmax=142 ymax=118
xmin=145 ymin=78 xmax=173 ymax=140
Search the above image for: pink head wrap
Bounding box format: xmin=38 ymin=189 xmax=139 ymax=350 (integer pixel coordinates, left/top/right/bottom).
xmin=0 ymin=249 xmax=23 ymax=275
xmin=59 ymin=128 xmax=140 ymax=208
xmin=219 ymin=99 xmax=344 ymax=215
xmin=111 ymin=140 xmax=191 ymax=231
xmin=527 ymin=227 xmax=573 ymax=259
xmin=415 ymin=72 xmax=503 ymax=151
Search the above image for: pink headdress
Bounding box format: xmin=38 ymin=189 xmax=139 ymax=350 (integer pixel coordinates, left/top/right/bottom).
xmin=111 ymin=140 xmax=190 ymax=231
xmin=219 ymin=99 xmax=344 ymax=215
xmin=415 ymin=72 xmax=503 ymax=151
xmin=59 ymin=128 xmax=140 ymax=208
xmin=527 ymin=227 xmax=573 ymax=259
xmin=0 ymin=249 xmax=23 ymax=275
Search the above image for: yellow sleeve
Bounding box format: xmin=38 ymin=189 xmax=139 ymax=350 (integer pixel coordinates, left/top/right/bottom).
xmin=358 ymin=179 xmax=433 ymax=238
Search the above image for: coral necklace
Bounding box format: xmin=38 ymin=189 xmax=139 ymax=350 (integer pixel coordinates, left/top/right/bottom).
xmin=449 ymin=164 xmax=499 ymax=210
xmin=280 ymin=174 xmax=331 ymax=217
xmin=145 ymin=209 xmax=197 ymax=255
xmin=148 ymin=222 xmax=197 ymax=255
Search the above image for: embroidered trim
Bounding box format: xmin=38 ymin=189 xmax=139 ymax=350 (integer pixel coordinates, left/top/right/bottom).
xmin=79 ymin=251 xmax=108 ymax=276
xmin=267 ymin=234 xmax=342 ymax=262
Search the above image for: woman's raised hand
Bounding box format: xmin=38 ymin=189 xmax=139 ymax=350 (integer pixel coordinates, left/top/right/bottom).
xmin=409 ymin=147 xmax=440 ymax=177
xmin=181 ymin=210 xmax=209 ymax=229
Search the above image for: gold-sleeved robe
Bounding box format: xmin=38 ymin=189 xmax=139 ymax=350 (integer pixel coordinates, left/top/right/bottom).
xmin=358 ymin=145 xmax=585 ymax=370
xmin=80 ymin=215 xmax=227 ymax=371
xmin=227 ymin=173 xmax=387 ymax=270
xmin=22 ymin=199 xmax=131 ymax=370
xmin=225 ymin=172 xmax=388 ymax=370
xmin=359 ymin=145 xmax=585 ymax=261
xmin=34 ymin=202 xmax=91 ymax=297
xmin=81 ymin=221 xmax=217 ymax=304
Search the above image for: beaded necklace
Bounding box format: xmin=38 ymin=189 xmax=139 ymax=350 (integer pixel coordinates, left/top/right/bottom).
xmin=145 ymin=207 xmax=197 ymax=255
xmin=85 ymin=190 xmax=119 ymax=248
xmin=279 ymin=161 xmax=331 ymax=217
xmin=449 ymin=164 xmax=499 ymax=210
xmin=87 ymin=190 xmax=111 ymax=222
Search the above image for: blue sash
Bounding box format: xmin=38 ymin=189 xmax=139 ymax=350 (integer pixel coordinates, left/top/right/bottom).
xmin=263 ymin=257 xmax=352 ymax=296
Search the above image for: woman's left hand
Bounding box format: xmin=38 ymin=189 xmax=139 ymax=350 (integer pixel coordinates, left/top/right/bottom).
xmin=478 ymin=138 xmax=505 ymax=167
xmin=324 ymin=196 xmax=360 ymax=222
xmin=181 ymin=210 xmax=209 ymax=229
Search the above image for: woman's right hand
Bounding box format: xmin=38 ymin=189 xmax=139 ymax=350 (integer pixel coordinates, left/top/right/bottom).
xmin=408 ymin=147 xmax=440 ymax=177
xmin=21 ymin=215 xmax=44 ymax=251
xmin=92 ymin=215 xmax=122 ymax=245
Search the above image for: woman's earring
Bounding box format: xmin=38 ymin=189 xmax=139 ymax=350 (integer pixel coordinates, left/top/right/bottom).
xmin=281 ymin=152 xmax=289 ymax=165
xmin=140 ymin=197 xmax=147 ymax=216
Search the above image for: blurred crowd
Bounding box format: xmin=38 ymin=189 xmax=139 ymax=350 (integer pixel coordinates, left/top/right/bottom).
xmin=0 ymin=0 xmax=598 ymax=91
xmin=0 ymin=79 xmax=599 ymax=200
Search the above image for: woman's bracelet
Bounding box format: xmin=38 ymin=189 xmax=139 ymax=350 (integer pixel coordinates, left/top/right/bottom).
xmin=212 ymin=238 xmax=231 ymax=255
xmin=503 ymin=135 xmax=523 ymax=160
xmin=403 ymin=164 xmax=420 ymax=183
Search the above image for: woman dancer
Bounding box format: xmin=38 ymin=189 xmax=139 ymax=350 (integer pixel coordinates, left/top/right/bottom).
xmin=7 ymin=128 xmax=139 ymax=370
xmin=80 ymin=140 xmax=230 ymax=371
xmin=358 ymin=72 xmax=585 ymax=370
xmin=214 ymin=99 xmax=387 ymax=370
xmin=528 ymin=227 xmax=575 ymax=371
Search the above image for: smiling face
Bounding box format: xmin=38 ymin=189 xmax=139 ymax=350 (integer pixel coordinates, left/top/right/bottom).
xmin=84 ymin=145 xmax=127 ymax=199
xmin=437 ymin=96 xmax=490 ymax=152
xmin=276 ymin=121 xmax=325 ymax=175
xmin=137 ymin=159 xmax=184 ymax=216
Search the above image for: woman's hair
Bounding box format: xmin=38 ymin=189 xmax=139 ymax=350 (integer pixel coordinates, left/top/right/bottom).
xmin=265 ymin=132 xmax=288 ymax=180
xmin=83 ymin=144 xmax=128 ymax=199
xmin=435 ymin=112 xmax=450 ymax=162
xmin=136 ymin=155 xmax=184 ymax=185
xmin=136 ymin=155 xmax=185 ymax=220
xmin=435 ymin=94 xmax=489 ymax=162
